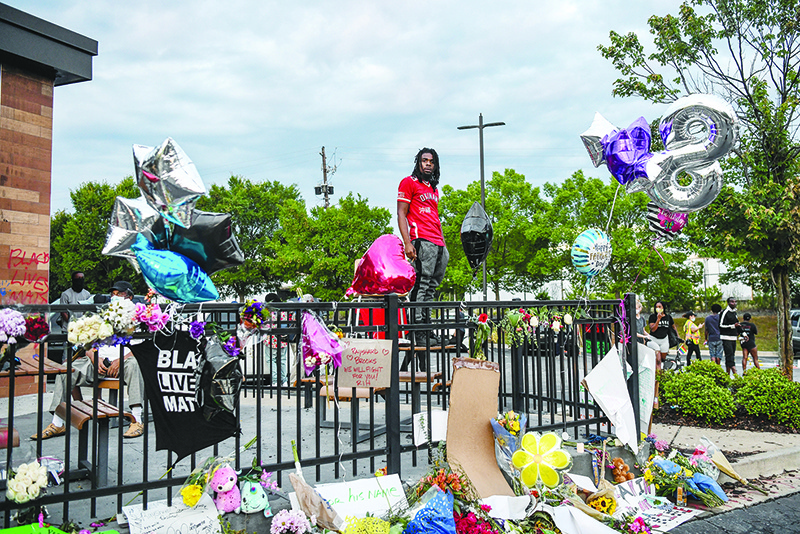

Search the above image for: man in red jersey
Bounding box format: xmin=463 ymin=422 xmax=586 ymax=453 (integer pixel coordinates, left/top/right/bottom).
xmin=397 ymin=148 xmax=449 ymax=348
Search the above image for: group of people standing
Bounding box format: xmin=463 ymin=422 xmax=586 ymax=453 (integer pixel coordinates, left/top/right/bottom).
xmin=635 ymin=297 xmax=760 ymax=377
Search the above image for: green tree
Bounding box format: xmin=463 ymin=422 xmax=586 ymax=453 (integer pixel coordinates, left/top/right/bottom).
xmin=273 ymin=193 xmax=392 ymax=301
xmin=599 ymin=0 xmax=800 ymax=376
xmin=439 ymin=169 xmax=552 ymax=300
xmin=542 ymin=172 xmax=700 ymax=306
xmin=49 ymin=178 xmax=143 ymax=300
xmin=197 ymin=176 xmax=302 ymax=301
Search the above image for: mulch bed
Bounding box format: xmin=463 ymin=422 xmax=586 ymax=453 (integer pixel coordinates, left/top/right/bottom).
xmin=653 ymin=404 xmax=799 ymax=435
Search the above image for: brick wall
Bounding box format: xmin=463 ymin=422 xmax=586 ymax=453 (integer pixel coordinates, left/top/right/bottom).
xmin=0 ymin=64 xmax=54 ymax=305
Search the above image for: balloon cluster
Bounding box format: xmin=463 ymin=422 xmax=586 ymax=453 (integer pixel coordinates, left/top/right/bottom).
xmin=581 ymin=94 xmax=738 ymax=214
xmin=102 ymin=138 xmax=244 ymax=303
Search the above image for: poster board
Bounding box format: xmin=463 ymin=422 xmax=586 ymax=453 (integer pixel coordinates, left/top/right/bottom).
xmin=290 ymin=474 xmax=406 ymax=518
xmin=446 ymin=360 xmax=514 ymax=498
xmin=338 ymin=338 xmax=392 ymax=389
xmin=122 ymin=493 xmax=219 ymax=534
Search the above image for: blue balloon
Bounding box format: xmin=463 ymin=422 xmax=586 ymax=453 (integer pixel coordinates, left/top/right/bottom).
xmin=571 ymin=228 xmax=612 ymax=279
xmin=133 ymin=234 xmax=219 ymax=303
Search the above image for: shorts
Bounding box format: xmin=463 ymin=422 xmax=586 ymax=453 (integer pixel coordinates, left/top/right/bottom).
xmin=722 ymin=340 xmax=737 ymax=368
xmin=708 ymin=340 xmax=723 ymax=361
xmin=650 ymin=335 xmax=670 ymax=354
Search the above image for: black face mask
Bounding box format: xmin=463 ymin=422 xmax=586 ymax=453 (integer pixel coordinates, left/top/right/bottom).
xmin=72 ymin=278 xmax=85 ymax=293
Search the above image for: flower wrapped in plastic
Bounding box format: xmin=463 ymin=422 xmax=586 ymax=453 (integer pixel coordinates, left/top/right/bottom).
xmin=134 ymin=302 xmax=171 ymax=332
xmin=300 ymin=310 xmax=342 ymax=377
xmin=23 ymin=315 xmax=49 ymax=343
xmin=6 ymin=460 xmax=48 ymax=504
xmin=0 ymin=308 xmax=26 ymax=344
xmin=490 ymin=411 xmax=527 ymax=479
xmin=404 ymin=487 xmax=456 ymax=534
xmin=179 ymin=456 xmax=221 ymax=507
xmin=67 ymin=313 xmax=112 ymax=346
xmin=237 ymin=299 xmax=271 ymax=346
xmin=467 ymin=313 xmax=492 ymax=360
xmin=100 ymin=297 xmax=138 ymax=336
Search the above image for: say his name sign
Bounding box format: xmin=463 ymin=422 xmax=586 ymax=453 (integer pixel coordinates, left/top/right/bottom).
xmin=337 ymin=338 xmax=392 ymax=389
xmin=290 ymin=474 xmax=406 ymax=519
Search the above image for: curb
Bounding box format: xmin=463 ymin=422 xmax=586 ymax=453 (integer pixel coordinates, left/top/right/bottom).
xmin=720 ymin=446 xmax=800 ymax=483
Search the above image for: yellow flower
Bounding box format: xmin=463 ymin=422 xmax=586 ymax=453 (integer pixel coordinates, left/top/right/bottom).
xmin=510 ymin=421 xmax=520 ymax=433
xmin=644 ymin=469 xmax=653 ymax=483
xmin=181 ymin=484 xmax=203 ymax=507
xmin=511 ymin=432 xmax=573 ymax=488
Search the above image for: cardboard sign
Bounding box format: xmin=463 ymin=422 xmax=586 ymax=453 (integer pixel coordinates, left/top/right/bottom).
xmin=290 ymin=474 xmax=407 ymax=518
xmin=122 ymin=493 xmax=219 ymax=534
xmin=338 ymin=338 xmax=392 ymax=389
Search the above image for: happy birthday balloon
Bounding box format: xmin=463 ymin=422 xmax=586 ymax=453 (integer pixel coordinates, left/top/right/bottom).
xmin=571 ymin=228 xmax=612 ymax=282
xmin=132 ymin=235 xmax=219 ymax=303
xmin=133 ymin=138 xmax=207 ymax=228
xmin=345 ymin=234 xmax=416 ymax=297
xmin=646 ymin=201 xmax=688 ymax=243
xmin=460 ymin=202 xmax=493 ymax=274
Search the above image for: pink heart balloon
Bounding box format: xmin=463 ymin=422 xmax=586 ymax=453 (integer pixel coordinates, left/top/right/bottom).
xmin=346 ymin=234 xmax=416 ymax=296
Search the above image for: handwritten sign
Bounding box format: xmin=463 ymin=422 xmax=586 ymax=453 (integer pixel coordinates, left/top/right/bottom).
xmin=291 ymin=474 xmax=407 ymax=518
xmin=338 ymin=338 xmax=392 ymax=389
xmin=123 ymin=493 xmax=219 ymax=534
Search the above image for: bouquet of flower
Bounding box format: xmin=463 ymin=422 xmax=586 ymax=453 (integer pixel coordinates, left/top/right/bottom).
xmin=643 ymin=456 xmax=727 ymax=508
xmin=67 ymin=314 xmax=113 ymax=346
xmin=300 ymin=311 xmax=342 ymax=377
xmin=6 ymin=460 xmax=48 ymax=504
xmin=238 ymin=300 xmax=271 ymax=346
xmin=270 ymin=509 xmax=313 ymax=534
xmin=467 ymin=313 xmax=492 ymax=360
xmin=0 ymin=308 xmax=26 ymax=344
xmin=100 ymin=297 xmax=138 ymax=334
xmin=415 ymin=468 xmax=467 ymax=501
xmin=134 ymin=302 xmax=170 ymax=332
xmin=491 ymin=411 xmax=527 ymax=482
xmin=499 ymin=308 xmax=531 ymax=347
xmin=179 ymin=456 xmax=221 ymax=507
xmin=23 ymin=315 xmax=49 ymax=343
xmin=454 ymin=506 xmax=502 ymax=534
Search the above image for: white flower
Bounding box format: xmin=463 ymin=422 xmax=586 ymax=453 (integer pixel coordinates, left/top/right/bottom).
xmin=36 ymin=474 xmax=48 ymax=488
xmin=563 ymin=314 xmax=573 ymax=325
xmin=552 ymin=321 xmax=562 ymax=332
xmin=16 ymin=474 xmax=32 ymax=487
xmin=26 ymin=484 xmax=41 ymax=500
xmin=98 ymin=322 xmax=114 ymax=340
xmin=529 ymin=316 xmax=539 ymax=328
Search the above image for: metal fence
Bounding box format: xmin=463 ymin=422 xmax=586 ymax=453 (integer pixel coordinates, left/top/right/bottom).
xmin=0 ymin=294 xmax=640 ymax=525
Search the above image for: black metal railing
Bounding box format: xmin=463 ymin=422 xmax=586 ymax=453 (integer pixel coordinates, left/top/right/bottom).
xmin=0 ymin=294 xmax=640 ymax=525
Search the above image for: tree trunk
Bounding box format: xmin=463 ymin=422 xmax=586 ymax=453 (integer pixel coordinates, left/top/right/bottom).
xmin=773 ymin=265 xmax=794 ymax=379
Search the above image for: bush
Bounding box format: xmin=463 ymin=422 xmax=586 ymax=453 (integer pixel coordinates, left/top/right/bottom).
xmin=735 ymin=368 xmax=800 ymax=429
xmin=661 ymin=372 xmax=735 ymax=424
xmin=685 ymin=360 xmax=730 ymax=387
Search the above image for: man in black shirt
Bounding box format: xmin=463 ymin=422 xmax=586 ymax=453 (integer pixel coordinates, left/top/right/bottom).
xmin=719 ymin=297 xmax=740 ymax=377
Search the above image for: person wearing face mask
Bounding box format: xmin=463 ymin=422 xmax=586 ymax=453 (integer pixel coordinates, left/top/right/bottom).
xmin=57 ymin=271 xmax=91 ymax=327
xmin=648 ymin=301 xmax=679 ymax=371
xmin=719 ymin=297 xmax=741 ymax=377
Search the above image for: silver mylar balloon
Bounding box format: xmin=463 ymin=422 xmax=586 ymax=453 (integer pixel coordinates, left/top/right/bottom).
xmin=580 ymin=112 xmax=618 ymax=167
xmin=633 ymin=94 xmax=737 ymax=213
xmin=102 ymin=196 xmax=162 ymax=265
xmin=133 ymin=138 xmax=207 ymax=228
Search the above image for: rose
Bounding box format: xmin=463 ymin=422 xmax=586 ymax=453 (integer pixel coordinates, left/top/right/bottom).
xmin=552 ymin=321 xmax=562 ymax=332
xmin=530 ymin=316 xmax=539 ymax=328
xmin=478 ymin=313 xmax=488 ymax=323
xmin=98 ymin=322 xmax=114 ymax=340
xmin=563 ymin=313 xmax=573 ymax=325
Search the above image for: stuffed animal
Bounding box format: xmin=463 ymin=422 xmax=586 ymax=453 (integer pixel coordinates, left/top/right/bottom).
xmin=611 ymin=457 xmax=635 ymax=483
xmin=239 ymin=480 xmax=273 ymax=518
xmin=209 ymin=464 xmax=241 ymax=514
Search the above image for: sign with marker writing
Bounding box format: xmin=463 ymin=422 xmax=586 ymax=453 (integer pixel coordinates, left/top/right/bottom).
xmin=292 ymin=474 xmax=406 ymax=518
xmin=338 ymin=338 xmax=392 ymax=389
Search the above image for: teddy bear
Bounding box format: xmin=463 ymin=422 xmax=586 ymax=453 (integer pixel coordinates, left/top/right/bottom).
xmin=209 ymin=464 xmax=241 ymax=514
xmin=611 ymin=457 xmax=635 ymax=483
xmin=239 ymin=479 xmax=273 ymax=518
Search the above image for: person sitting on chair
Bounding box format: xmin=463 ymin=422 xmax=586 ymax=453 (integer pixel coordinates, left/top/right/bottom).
xmin=32 ymin=281 xmax=146 ymax=440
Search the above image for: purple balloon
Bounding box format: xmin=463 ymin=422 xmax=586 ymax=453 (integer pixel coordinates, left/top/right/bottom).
xmin=301 ymin=311 xmax=343 ymax=377
xmin=345 ymin=235 xmax=416 ymax=297
xmin=604 ymin=117 xmax=653 ymax=186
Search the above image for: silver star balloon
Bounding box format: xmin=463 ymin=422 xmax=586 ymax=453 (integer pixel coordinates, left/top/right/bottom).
xmin=133 ymin=137 xmax=206 ymax=228
xmin=102 ymin=196 xmax=163 ymax=268
xmin=580 ymin=112 xmax=618 ymax=167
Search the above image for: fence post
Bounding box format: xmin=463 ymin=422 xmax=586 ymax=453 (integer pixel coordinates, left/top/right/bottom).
xmin=624 ymin=293 xmax=641 ymax=438
xmin=385 ymin=293 xmax=402 ymax=475
xmin=511 ymin=342 xmax=525 ymax=412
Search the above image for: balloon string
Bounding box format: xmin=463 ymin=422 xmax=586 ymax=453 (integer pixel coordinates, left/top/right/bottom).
xmin=605 ymin=183 xmax=621 ymax=234
xmin=653 ymin=245 xmax=666 ymax=266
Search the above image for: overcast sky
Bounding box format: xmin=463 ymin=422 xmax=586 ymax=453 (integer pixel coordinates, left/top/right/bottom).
xmin=20 ymin=0 xmax=683 ymax=217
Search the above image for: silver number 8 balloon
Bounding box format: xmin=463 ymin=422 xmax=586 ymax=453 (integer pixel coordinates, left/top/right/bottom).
xmin=627 ymin=94 xmax=738 ymax=213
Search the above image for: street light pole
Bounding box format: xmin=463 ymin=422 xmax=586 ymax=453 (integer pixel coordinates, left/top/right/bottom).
xmin=458 ymin=113 xmax=505 ymax=301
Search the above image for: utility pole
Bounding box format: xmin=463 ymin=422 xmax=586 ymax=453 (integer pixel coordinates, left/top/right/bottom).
xmin=458 ymin=113 xmax=505 ymax=301
xmin=316 ymin=146 xmax=336 ymax=208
